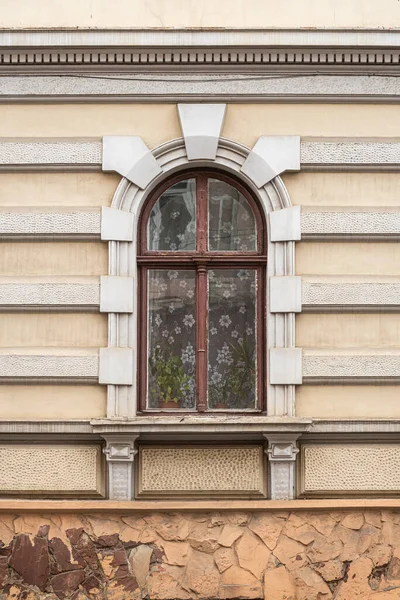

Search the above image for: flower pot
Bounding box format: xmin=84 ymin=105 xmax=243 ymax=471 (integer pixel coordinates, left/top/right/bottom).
xmin=160 ymin=399 xmax=182 ymax=409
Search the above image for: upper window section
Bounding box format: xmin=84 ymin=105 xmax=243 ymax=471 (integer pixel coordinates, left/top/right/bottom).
xmin=148 ymin=179 xmax=196 ymax=251
xmin=208 ymin=179 xmax=256 ymax=252
xmin=144 ymin=173 xmax=260 ymax=254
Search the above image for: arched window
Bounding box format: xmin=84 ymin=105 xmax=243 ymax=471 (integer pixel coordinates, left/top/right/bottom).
xmin=138 ymin=170 xmax=266 ymax=412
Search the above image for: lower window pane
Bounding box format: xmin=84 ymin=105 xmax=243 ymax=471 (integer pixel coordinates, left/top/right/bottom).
xmin=147 ymin=270 xmax=196 ymax=409
xmin=208 ymin=269 xmax=257 ymax=409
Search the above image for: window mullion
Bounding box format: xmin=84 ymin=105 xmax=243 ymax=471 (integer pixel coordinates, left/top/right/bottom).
xmin=197 ymin=174 xmax=208 ymax=253
xmin=196 ymin=264 xmax=208 ymax=412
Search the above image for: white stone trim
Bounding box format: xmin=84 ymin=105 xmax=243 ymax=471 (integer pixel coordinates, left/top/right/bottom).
xmin=99 ymin=348 xmax=134 ymax=385
xmin=100 ymin=276 xmax=134 ymax=314
xmin=177 ymin=104 xmax=226 ymax=160
xmin=241 ymin=136 xmax=300 ymax=187
xmin=106 ymin=137 xmax=297 ymax=419
xmin=270 ymin=206 xmax=301 ymax=242
xmin=101 ymin=207 xmax=134 ymax=242
xmin=270 ymin=348 xmax=303 ymax=385
xmin=303 ymin=349 xmax=400 ymax=382
xmin=264 ymin=433 xmax=300 ymax=500
xmin=0 ymin=140 xmax=101 ymax=167
xmin=1 ymin=139 xmax=400 ymax=170
xmin=270 ymin=276 xmax=302 ymax=313
xmin=102 ymin=434 xmax=138 ymax=500
xmin=3 ymin=75 xmax=400 ymax=103
xmin=0 ymin=208 xmax=100 ymax=239
xmin=302 ymin=277 xmax=400 ymax=310
xmin=102 ymin=136 xmax=162 ymax=189
xmin=1 ymin=28 xmax=400 ymax=49
xmin=0 ymin=277 xmax=99 ymax=310
xmin=302 ymin=208 xmax=400 ymax=240
xmin=0 ymin=348 xmax=98 ymax=382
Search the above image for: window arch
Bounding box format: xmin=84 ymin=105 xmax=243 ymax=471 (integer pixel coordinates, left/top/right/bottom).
xmin=138 ymin=169 xmax=267 ymax=413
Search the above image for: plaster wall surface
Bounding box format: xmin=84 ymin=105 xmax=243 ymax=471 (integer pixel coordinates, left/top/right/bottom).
xmin=0 ymin=105 xmax=180 ymax=147
xmin=0 ymin=242 xmax=107 ymax=276
xmin=296 ymin=385 xmax=400 ymax=419
xmin=297 ymin=314 xmax=400 ymax=349
xmin=1 ymin=0 xmax=399 ymax=28
xmin=0 ymin=385 xmax=106 ymax=419
xmin=2 ymin=104 xmax=400 ymax=142
xmin=0 ymin=173 xmax=119 ymax=208
xmin=297 ymin=243 xmax=400 ymax=276
xmin=282 ymin=173 xmax=400 ymax=208
xmin=0 ymin=314 xmax=107 ymax=348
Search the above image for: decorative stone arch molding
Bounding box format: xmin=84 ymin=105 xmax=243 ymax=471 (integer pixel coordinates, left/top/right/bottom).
xmin=97 ymin=104 xmax=302 ymax=499
xmin=99 ymin=103 xmax=301 ymax=418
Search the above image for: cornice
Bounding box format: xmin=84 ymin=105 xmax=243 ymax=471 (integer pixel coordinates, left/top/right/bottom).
xmin=0 ymin=29 xmax=400 ymax=75
xmin=1 ymin=28 xmax=400 ymax=48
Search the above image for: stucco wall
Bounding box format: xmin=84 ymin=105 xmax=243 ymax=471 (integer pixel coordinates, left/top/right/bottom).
xmin=1 ymin=0 xmax=399 ymax=28
xmin=0 ymin=507 xmax=397 ymax=600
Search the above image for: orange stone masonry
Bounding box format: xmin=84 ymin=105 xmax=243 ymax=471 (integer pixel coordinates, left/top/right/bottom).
xmin=0 ymin=505 xmax=399 ymax=599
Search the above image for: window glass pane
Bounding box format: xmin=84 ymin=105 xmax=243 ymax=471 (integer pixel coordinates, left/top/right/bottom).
xmin=147 ymin=270 xmax=196 ymax=409
xmin=208 ymin=179 xmax=257 ymax=251
xmin=208 ymin=269 xmax=257 ymax=409
xmin=148 ymin=179 xmax=196 ymax=251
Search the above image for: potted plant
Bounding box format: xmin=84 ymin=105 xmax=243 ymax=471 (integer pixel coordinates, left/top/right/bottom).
xmin=149 ymin=346 xmax=191 ymax=409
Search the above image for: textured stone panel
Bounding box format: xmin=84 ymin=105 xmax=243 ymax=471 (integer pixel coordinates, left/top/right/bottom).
xmin=0 ymin=445 xmax=103 ymax=496
xmin=302 ymin=210 xmax=400 ymax=237
xmin=303 ymin=349 xmax=400 ymax=380
xmin=301 ymin=141 xmax=400 ymax=165
xmin=0 ymin=210 xmax=101 ymax=236
xmin=302 ymin=444 xmax=400 ymax=493
xmin=138 ymin=446 xmax=265 ymax=497
xmin=0 ymin=348 xmax=98 ymax=380
xmin=0 ymin=141 xmax=101 ymax=165
xmin=302 ymin=277 xmax=400 ymax=307
xmin=0 ymin=278 xmax=99 ymax=307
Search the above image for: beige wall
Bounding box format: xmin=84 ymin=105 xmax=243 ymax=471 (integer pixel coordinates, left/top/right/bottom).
xmin=0 ymin=242 xmax=107 ymax=276
xmin=1 ymin=0 xmax=399 ymax=28
xmin=0 ymin=314 xmax=107 ymax=348
xmin=224 ymin=105 xmax=400 ymax=146
xmin=0 ymin=385 xmax=106 ymax=419
xmin=0 ymin=173 xmax=119 ymax=208
xmin=283 ymin=172 xmax=400 ymax=208
xmin=297 ymin=243 xmax=400 ymax=276
xmin=296 ymin=385 xmax=400 ymax=418
xmin=0 ymin=105 xmax=180 ymax=148
xmin=2 ymin=104 xmax=400 ymax=145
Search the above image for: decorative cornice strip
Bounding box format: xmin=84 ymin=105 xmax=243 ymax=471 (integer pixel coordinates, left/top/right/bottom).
xmin=1 ymin=28 xmax=400 ymax=49
xmin=302 ymin=277 xmax=400 ymax=311
xmin=2 ymin=75 xmax=400 ymax=103
xmin=0 ymin=140 xmax=101 ymax=170
xmin=302 ymin=209 xmax=400 ymax=240
xmin=303 ymin=349 xmax=400 ymax=383
xmin=2 ymin=138 xmax=400 ymax=171
xmin=301 ymin=140 xmax=400 ymax=170
xmin=0 ymin=348 xmax=99 ymax=382
xmin=0 ymin=277 xmax=99 ymax=311
xmin=0 ymin=209 xmax=101 ymax=240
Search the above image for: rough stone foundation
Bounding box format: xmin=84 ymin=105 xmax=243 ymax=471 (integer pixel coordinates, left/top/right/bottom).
xmin=0 ymin=508 xmax=399 ymax=599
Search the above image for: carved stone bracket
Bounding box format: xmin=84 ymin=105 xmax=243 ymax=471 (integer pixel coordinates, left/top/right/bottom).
xmin=102 ymin=435 xmax=139 ymax=500
xmin=264 ymin=433 xmax=300 ymax=500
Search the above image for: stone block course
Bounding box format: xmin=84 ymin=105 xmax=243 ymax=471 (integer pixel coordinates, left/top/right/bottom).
xmin=0 ymin=509 xmax=400 ymax=598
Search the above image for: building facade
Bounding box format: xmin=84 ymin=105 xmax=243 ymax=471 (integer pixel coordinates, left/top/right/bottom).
xmin=1 ymin=1 xmax=400 ymax=598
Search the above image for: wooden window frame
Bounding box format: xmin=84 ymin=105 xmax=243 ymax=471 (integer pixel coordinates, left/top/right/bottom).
xmin=138 ymin=169 xmax=267 ymax=414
